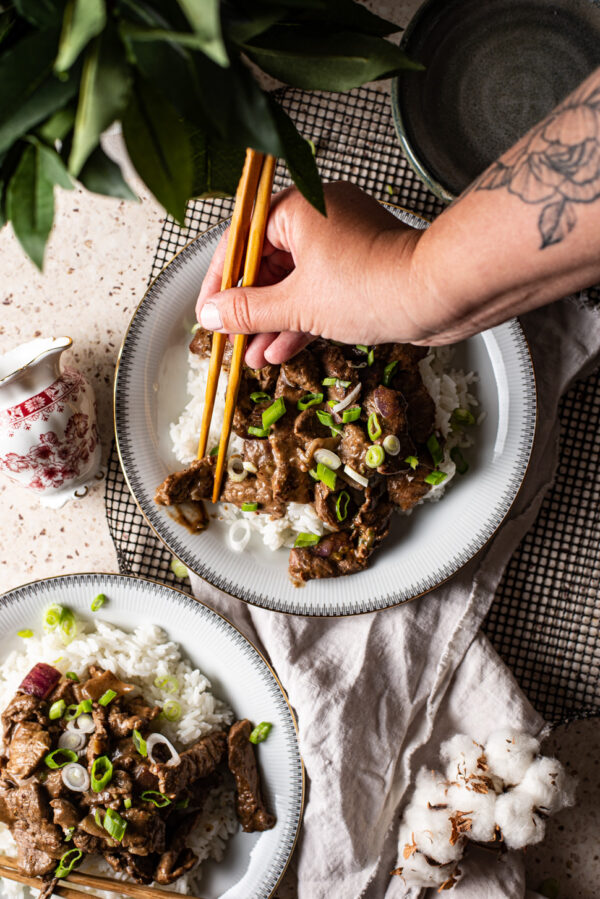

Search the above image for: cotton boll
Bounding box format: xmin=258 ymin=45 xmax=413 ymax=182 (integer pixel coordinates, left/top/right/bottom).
xmin=519 ymin=756 xmax=576 ymax=814
xmin=485 ymin=730 xmax=540 ymax=786
xmin=400 ymin=802 xmax=464 ymax=864
xmin=441 ymin=734 xmax=486 ymax=782
xmin=445 ymin=782 xmax=499 ymax=843
xmin=413 ymin=766 xmax=450 ymax=808
xmin=396 ymin=849 xmax=458 ymax=888
xmin=494 ymin=788 xmax=546 ymax=849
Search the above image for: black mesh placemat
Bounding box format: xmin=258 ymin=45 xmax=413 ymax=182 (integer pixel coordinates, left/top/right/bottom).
xmin=105 ymin=85 xmax=600 ymax=723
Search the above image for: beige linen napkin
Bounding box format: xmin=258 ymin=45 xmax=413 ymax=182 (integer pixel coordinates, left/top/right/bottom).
xmin=189 ymin=297 xmax=600 ymax=898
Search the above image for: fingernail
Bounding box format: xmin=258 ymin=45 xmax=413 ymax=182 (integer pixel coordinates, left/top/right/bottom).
xmin=200 ymin=302 xmax=223 ymax=331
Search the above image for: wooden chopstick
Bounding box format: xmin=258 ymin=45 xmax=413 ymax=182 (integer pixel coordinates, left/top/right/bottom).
xmin=212 ymin=153 xmax=277 ymax=503
xmin=0 ymin=857 xmax=205 ymax=899
xmin=196 ymin=148 xmax=265 ymax=459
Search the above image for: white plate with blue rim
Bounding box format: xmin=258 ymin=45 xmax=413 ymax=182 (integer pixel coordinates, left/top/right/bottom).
xmin=114 ymin=210 xmax=536 ymax=616
xmin=0 ymin=573 xmax=303 ymax=899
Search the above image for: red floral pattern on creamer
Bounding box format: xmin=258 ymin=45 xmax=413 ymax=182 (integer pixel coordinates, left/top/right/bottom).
xmin=0 ymin=413 xmax=99 ymax=492
xmin=0 ymin=368 xmax=84 ymax=438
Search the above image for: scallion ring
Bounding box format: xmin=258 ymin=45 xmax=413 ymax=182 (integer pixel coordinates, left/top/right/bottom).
xmin=367 ymin=348 xmax=375 ymax=366
xmin=426 ymin=434 xmax=443 ymax=467
xmin=316 ymin=462 xmax=337 ymax=490
xmin=342 ymin=406 xmax=361 ymax=423
xmin=49 ymin=700 xmax=66 ymax=720
xmin=141 ymin=790 xmax=171 ymax=808
xmin=227 ymin=454 xmax=247 ymax=483
xmin=99 ymin=689 xmax=117 ymax=707
xmin=316 ymin=410 xmax=334 ymax=428
xmin=91 ymin=755 xmax=113 ymax=792
xmin=208 ymin=445 xmax=219 ymax=456
xmin=17 ymin=629 xmax=33 ymax=638
xmin=54 ymin=848 xmax=82 ymax=879
xmin=229 ymin=519 xmax=251 ymax=552
xmin=336 ymin=491 xmax=350 ymax=522
xmin=293 ymin=533 xmax=320 ymax=548
xmin=424 ymin=470 xmax=448 ymax=486
xmin=313 ymin=448 xmax=341 ymax=470
xmin=146 ymin=732 xmax=181 ymax=767
xmin=133 ymin=728 xmax=147 ymax=757
xmin=249 ymin=721 xmax=272 ymax=744
xmin=94 ymin=808 xmax=103 ymax=828
xmin=343 ymin=464 xmax=369 ymax=488
xmin=124 ymin=798 xmax=132 ymax=809
xmin=382 ymin=434 xmax=401 ymax=456
xmin=331 ymin=382 xmax=361 ymax=414
xmin=154 ymin=675 xmax=179 ymax=694
xmin=44 ymin=604 xmax=63 ymax=633
xmin=103 ymin=808 xmax=127 ymax=842
xmin=250 ymin=391 xmax=271 ymax=403
xmin=242 ymin=460 xmax=257 ymax=473
xmin=61 ymin=762 xmax=90 ymax=792
xmin=451 ymin=407 xmax=476 ymax=428
xmin=59 ymin=608 xmax=77 ymax=643
xmin=355 ymin=344 xmax=368 ymax=354
xmin=383 ymin=360 xmax=398 ymax=386
xmin=67 ymin=713 xmax=95 ymax=734
xmin=161 ymin=699 xmax=182 ymax=722
xmin=90 ymin=593 xmax=106 ymax=612
xmin=296 ymin=392 xmax=323 ymax=411
xmin=262 ymin=397 xmax=286 ymax=428
xmin=365 ymin=445 xmax=385 ymax=469
xmin=65 ymin=671 xmax=79 ymax=682
xmin=170 ymin=557 xmax=188 ymax=579
xmin=247 ymin=426 xmax=269 ymax=438
xmin=367 ymin=412 xmax=382 ymax=441
xmin=404 ymin=455 xmax=418 ymax=470
xmin=64 ymin=826 xmax=74 ymax=841
xmin=241 ymin=502 xmax=258 ymax=512
xmin=58 ymin=731 xmax=86 ymax=752
xmin=45 ymin=748 xmax=78 ymax=769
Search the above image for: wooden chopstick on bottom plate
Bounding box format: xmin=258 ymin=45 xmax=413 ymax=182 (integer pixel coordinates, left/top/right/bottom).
xmin=196 ymin=148 xmax=265 ymax=460
xmin=212 ymin=154 xmax=277 ymax=503
xmin=0 ymin=856 xmax=206 ymax=899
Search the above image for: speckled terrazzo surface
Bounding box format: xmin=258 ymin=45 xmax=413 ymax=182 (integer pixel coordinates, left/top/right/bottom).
xmin=0 ymin=3 xmax=598 ymax=896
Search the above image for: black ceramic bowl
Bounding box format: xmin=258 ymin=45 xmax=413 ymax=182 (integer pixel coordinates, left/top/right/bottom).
xmin=391 ymin=0 xmax=600 ymax=201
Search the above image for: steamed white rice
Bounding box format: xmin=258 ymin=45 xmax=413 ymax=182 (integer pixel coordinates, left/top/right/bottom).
xmin=170 ymin=346 xmax=480 ymax=549
xmin=0 ymin=621 xmax=238 ymax=898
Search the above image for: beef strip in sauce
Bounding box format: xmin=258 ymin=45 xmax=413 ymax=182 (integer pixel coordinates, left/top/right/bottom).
xmin=0 ymin=663 xmax=275 ymax=883
xmin=156 ymin=331 xmax=443 ymax=583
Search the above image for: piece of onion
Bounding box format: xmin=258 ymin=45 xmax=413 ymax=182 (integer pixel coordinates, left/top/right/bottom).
xmin=61 ymin=763 xmax=90 ymax=792
xmin=331 ymin=383 xmax=361 ymax=414
xmin=59 ymin=731 xmax=86 ymax=752
xmin=383 ymin=434 xmax=401 ymax=456
xmin=147 ymin=733 xmax=181 ymax=767
xmin=242 ymin=461 xmax=257 ymax=474
xmin=313 ymin=448 xmax=341 ymax=470
xmin=67 ymin=713 xmax=95 ymax=734
xmin=229 ymin=519 xmax=251 ymax=553
xmin=227 ymin=455 xmax=247 ymax=483
xmin=343 ymin=464 xmax=369 ymax=488
xmin=18 ymin=663 xmax=61 ymax=699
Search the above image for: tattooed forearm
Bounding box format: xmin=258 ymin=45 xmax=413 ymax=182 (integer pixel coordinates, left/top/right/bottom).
xmin=464 ymin=67 xmax=600 ymax=249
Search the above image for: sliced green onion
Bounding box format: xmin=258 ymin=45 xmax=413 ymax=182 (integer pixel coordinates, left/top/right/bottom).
xmin=170 ymin=557 xmax=188 ymax=579
xmin=250 ymin=391 xmax=271 ymax=403
xmin=327 ymin=400 xmax=336 ymax=408
xmin=336 ymin=491 xmax=350 ymax=522
xmin=338 ymin=379 xmax=351 ymax=388
xmin=175 ymin=797 xmax=190 ymax=809
xmin=208 ymin=445 xmax=219 ymax=456
xmin=91 ymin=756 xmax=113 ymax=792
xmin=161 ymin=700 xmax=181 ymax=722
xmin=103 ymin=807 xmax=127 ymax=842
xmin=133 ymin=729 xmax=147 ymax=757
xmin=451 ymin=407 xmax=476 ymax=428
xmin=49 ymin=700 xmax=66 ymax=720
xmin=309 ymin=468 xmax=319 ymax=480
xmin=355 ymin=344 xmax=368 ymax=354
xmin=64 ymin=701 xmax=91 ymax=722
xmin=383 ymin=434 xmax=401 ymax=455
xmin=425 ymin=470 xmax=448 ymax=486
xmin=367 ymin=412 xmax=382 ymax=441
xmin=296 ymin=392 xmax=323 ymax=411
xmin=248 ymin=426 xmax=269 ymax=438
xmin=59 ymin=608 xmax=77 ymax=643
xmin=342 ymin=406 xmax=361 ymax=423
xmin=330 ymin=425 xmax=343 ymax=436
xmin=190 ymin=322 xmax=202 ymax=334
xmin=405 ymin=455 xmax=418 ymax=470
xmin=55 ymin=848 xmax=82 ymax=878
xmin=262 ymin=397 xmax=286 ymax=428
xmin=64 ymin=826 xmax=74 ymax=841
xmin=365 ymin=445 xmax=385 ymax=469
xmin=294 ymin=533 xmax=320 ymax=548
xmin=45 ymin=748 xmax=78 ymax=769
xmin=44 ymin=604 xmax=63 ymax=632
xmin=427 ymin=434 xmax=443 ymax=467
xmin=321 ymin=377 xmax=337 ymax=386
xmin=91 ymin=593 xmax=106 ymax=612
xmin=124 ymin=798 xmax=132 ymax=809
xmin=316 ymin=462 xmax=337 ymax=491
xmin=81 ymin=699 xmax=92 ymax=713
xmin=154 ymin=675 xmax=179 ymax=694
xmin=249 ymin=721 xmax=272 ymax=744
xmin=65 ymin=671 xmax=79 ymax=682
xmin=141 ymin=790 xmax=171 ymax=808
xmin=17 ymin=629 xmax=33 ymax=638
xmin=316 ymin=410 xmax=334 ymax=428
xmin=450 ymin=447 xmax=469 ymax=474
xmin=94 ymin=809 xmax=103 ymax=828
xmin=383 ymin=360 xmax=398 ymax=386
xmin=241 ymin=502 xmax=258 ymax=512
xmin=99 ymin=689 xmax=117 ymax=707
xmin=367 ymin=348 xmax=375 ymax=366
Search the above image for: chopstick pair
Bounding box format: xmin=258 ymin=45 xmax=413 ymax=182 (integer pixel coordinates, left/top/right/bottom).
xmin=196 ymin=148 xmax=277 ymax=503
xmin=0 ymin=855 xmax=206 ymax=899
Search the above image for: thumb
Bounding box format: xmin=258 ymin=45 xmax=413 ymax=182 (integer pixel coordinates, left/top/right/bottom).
xmin=199 ymin=278 xmax=303 ymax=336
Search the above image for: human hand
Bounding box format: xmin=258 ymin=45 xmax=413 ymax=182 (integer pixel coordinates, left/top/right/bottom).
xmin=196 ymin=182 xmax=430 ymax=368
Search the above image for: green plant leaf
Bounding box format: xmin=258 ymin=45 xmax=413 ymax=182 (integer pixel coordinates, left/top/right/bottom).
xmin=6 ymin=143 xmax=55 ymax=269
xmin=189 ymin=127 xmax=245 ymax=197
xmin=69 ymin=27 xmax=132 ymax=176
xmin=0 ymin=28 xmax=79 ymax=154
xmin=295 ymin=0 xmax=400 ymax=37
xmin=55 ymin=0 xmax=106 ymax=73
xmin=78 ymin=145 xmax=138 ymax=201
xmin=245 ymin=26 xmax=422 ymax=91
xmin=34 ymin=139 xmax=74 ymax=190
xmin=270 ymin=99 xmax=324 ymax=214
xmin=175 ymin=0 xmax=228 ymax=66
xmin=221 ymin=1 xmax=285 ymax=43
xmin=38 ymin=107 xmax=76 ymax=143
xmin=122 ymin=76 xmax=193 ymax=223
xmin=0 ymin=9 xmax=16 ymax=47
xmin=13 ymin=0 xmax=65 ymax=28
